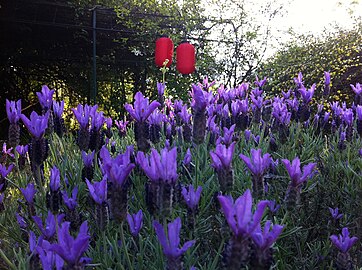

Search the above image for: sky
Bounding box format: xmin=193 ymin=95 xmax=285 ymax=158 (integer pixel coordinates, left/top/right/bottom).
xmin=275 ymin=0 xmax=362 ymax=35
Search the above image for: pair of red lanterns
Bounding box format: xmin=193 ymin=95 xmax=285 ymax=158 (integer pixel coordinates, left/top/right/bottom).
xmin=155 ymin=37 xmax=196 ymax=75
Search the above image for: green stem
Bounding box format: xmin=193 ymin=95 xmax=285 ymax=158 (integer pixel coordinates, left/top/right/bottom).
xmin=120 ymin=222 xmax=133 ymax=270
xmin=0 ymin=249 xmax=17 ymax=270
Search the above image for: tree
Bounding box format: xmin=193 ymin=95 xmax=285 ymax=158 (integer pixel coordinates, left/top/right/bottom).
xmin=258 ymin=21 xmax=362 ymax=105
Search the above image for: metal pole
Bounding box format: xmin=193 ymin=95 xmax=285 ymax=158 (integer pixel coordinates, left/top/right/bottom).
xmin=92 ymin=6 xmax=97 ymax=104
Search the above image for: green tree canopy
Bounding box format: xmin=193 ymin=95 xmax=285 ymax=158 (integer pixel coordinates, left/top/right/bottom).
xmin=258 ymin=21 xmax=362 ymax=106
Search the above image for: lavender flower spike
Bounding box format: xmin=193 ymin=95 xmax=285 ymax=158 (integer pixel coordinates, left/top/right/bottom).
xmin=85 ymin=178 xmax=107 ymax=205
xmin=218 ymin=189 xmax=269 ymax=237
xmin=50 ymin=166 xmax=61 ymax=192
xmin=252 ymin=221 xmax=284 ymax=251
xmin=299 ymin=84 xmax=316 ymax=104
xmin=330 ymin=227 xmax=358 ymax=253
xmin=62 ymin=187 xmax=78 ymax=210
xmin=81 ymin=150 xmax=95 ymax=167
xmin=153 ymin=217 xmax=195 ymax=259
xmin=239 ymin=149 xmax=272 ymax=178
xmin=183 ymin=148 xmax=192 ymax=166
xmin=282 ymin=157 xmax=316 ymax=187
xmin=136 ymin=147 xmax=178 ymax=183
xmin=32 ymin=211 xmax=64 ymax=240
xmin=50 ymin=221 xmax=90 ymax=268
xmin=181 ymin=185 xmax=202 ymax=211
xmin=324 ymin=71 xmax=331 ymax=86
xmin=329 ymin=207 xmax=343 ymax=221
xmin=127 ymin=209 xmax=143 ymax=237
xmin=20 ymin=183 xmax=36 ymax=205
xmin=72 ymin=104 xmax=91 ymax=129
xmin=157 ymin=82 xmax=166 ymax=96
xmin=20 ymin=111 xmax=49 ymax=139
xmin=52 ymin=100 xmax=65 ymax=118
xmin=6 ymin=99 xmax=21 ymax=124
xmin=37 ymin=85 xmax=55 ymax=110
xmin=210 ymin=142 xmax=236 ymax=171
xmin=0 ymin=164 xmax=14 ymax=179
xmin=250 ymin=220 xmax=284 ymax=269
xmin=124 ymin=91 xmax=160 ymax=122
xmin=350 ymin=83 xmax=362 ymax=95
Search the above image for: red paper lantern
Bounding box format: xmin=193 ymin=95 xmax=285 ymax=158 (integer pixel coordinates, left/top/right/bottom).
xmin=176 ymin=41 xmax=195 ymax=75
xmin=155 ymin=37 xmax=174 ymax=68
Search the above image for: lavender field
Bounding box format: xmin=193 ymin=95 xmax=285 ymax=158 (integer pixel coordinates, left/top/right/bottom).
xmin=0 ymin=74 xmax=361 ymax=270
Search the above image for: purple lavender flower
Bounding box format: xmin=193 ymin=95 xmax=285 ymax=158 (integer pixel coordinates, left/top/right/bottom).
xmin=244 ymin=130 xmax=252 ymax=142
xmin=148 ymin=109 xmax=164 ymax=125
xmin=6 ymin=99 xmax=21 ymax=124
xmin=218 ymin=189 xmax=269 ymax=237
xmin=178 ymin=106 xmax=192 ymax=124
xmin=105 ymin=117 xmax=112 ymax=130
xmin=20 ymin=111 xmax=49 ymax=139
xmin=20 ymin=183 xmax=36 ymax=204
xmin=126 ymin=210 xmax=143 ymax=237
xmin=359 ymin=148 xmax=362 ymax=157
xmin=72 ymin=104 xmax=91 ymax=129
xmin=299 ymin=84 xmax=315 ymax=104
xmin=210 ymin=142 xmax=236 ymax=170
xmin=181 ymin=185 xmax=202 ymax=211
xmin=329 ymin=207 xmax=343 ymax=221
xmin=114 ymin=119 xmax=128 ymax=136
xmin=62 ymin=187 xmax=78 ymax=210
xmin=85 ymin=178 xmax=107 ymax=205
xmin=202 ymin=76 xmax=216 ymax=91
xmin=216 ymin=125 xmax=236 ymax=146
xmin=153 ymin=217 xmax=195 ymax=259
xmin=293 ymin=72 xmax=304 ymax=88
xmin=32 ymin=211 xmax=64 ymax=240
xmin=330 ymin=227 xmax=358 ymax=253
xmin=251 ymin=95 xmax=264 ymax=110
xmin=239 ymin=149 xmax=272 ymax=178
xmin=272 ymin=101 xmax=291 ymax=125
xmin=136 ymin=147 xmax=178 ymax=183
xmin=342 ymin=109 xmax=353 ymax=126
xmin=16 ymin=212 xmax=27 ymax=228
xmin=52 ymin=101 xmax=64 ymax=118
xmin=2 ymin=143 xmax=14 ymax=158
xmin=16 ymin=144 xmax=28 ymax=156
xmin=50 ymin=166 xmax=61 ymax=192
xmin=90 ymin=110 xmax=105 ymax=131
xmin=124 ymin=92 xmax=160 ymax=122
xmin=29 ymin=230 xmax=43 ymax=253
xmin=191 ymin=84 xmax=207 ymax=111
xmin=157 ymin=82 xmax=166 ymax=96
xmin=268 ymin=200 xmax=280 ymax=214
xmin=324 ymin=71 xmax=331 ymax=86
xmin=282 ymin=157 xmax=316 ymax=187
xmin=207 ymin=115 xmax=219 ymax=135
xmin=0 ymin=164 xmax=14 ymax=179
xmin=36 ymin=240 xmax=64 ymax=270
xmin=100 ymin=148 xmax=135 ymax=188
xmin=282 ymin=90 xmax=291 ymax=100
xmin=252 ymin=220 xmax=284 ymax=251
xmin=254 ymin=76 xmax=267 ymax=88
xmin=50 ymin=221 xmax=90 ymax=268
xmin=183 ymin=149 xmax=192 ymax=166
xmin=350 ymin=83 xmax=362 ymax=95
xmin=356 ymin=105 xmax=362 ymax=121
xmin=81 ymin=150 xmax=95 ymax=167
xmin=37 ymin=85 xmax=55 ymax=110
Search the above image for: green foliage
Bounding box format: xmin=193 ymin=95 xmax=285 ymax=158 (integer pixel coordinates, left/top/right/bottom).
xmin=259 ymin=22 xmax=362 ymax=104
